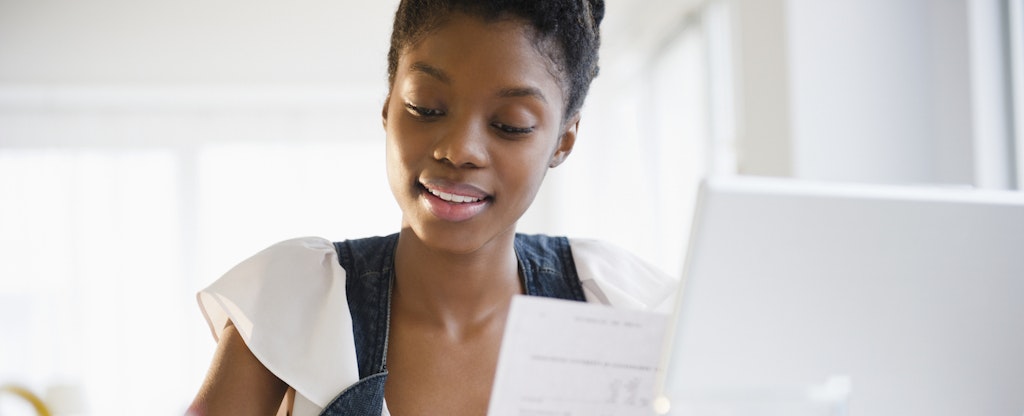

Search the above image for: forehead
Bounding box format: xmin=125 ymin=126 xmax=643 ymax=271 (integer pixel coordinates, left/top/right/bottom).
xmin=396 ymin=14 xmax=566 ymax=105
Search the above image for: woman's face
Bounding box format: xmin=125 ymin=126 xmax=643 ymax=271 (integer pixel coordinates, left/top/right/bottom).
xmin=384 ymin=13 xmax=576 ymax=254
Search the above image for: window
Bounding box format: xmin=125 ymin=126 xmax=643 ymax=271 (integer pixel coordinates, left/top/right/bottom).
xmin=0 ymin=87 xmax=393 ymax=414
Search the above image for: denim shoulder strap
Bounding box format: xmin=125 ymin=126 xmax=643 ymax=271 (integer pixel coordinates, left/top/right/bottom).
xmin=333 ymin=233 xmax=397 ymax=378
xmin=514 ymin=233 xmax=587 ymax=301
xmin=321 ymin=233 xmax=398 ymax=416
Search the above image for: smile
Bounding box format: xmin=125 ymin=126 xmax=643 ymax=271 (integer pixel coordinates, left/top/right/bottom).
xmin=419 ymin=181 xmax=491 ymax=222
xmin=427 ymin=188 xmax=484 ymax=203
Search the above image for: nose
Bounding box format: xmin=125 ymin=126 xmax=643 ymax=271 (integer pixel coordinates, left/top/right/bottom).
xmin=432 ymin=118 xmax=489 ymax=168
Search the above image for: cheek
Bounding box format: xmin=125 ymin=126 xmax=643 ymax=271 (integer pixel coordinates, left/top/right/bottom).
xmin=501 ymin=145 xmax=554 ymax=200
xmin=384 ymin=117 xmax=420 ymax=170
xmin=505 ymin=165 xmax=550 ymax=218
xmin=384 ymin=130 xmax=417 ymax=195
xmin=384 ymin=137 xmax=404 ymax=198
xmin=384 ymin=138 xmax=399 ymax=176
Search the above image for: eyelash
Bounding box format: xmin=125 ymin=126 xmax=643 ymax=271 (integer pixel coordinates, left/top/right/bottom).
xmin=404 ymin=102 xmax=535 ymax=136
xmin=405 ymin=103 xmax=444 ymax=118
xmin=491 ymin=122 xmax=534 ymax=136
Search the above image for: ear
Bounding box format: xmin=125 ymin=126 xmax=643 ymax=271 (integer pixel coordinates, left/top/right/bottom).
xmin=549 ymin=112 xmax=580 ymax=168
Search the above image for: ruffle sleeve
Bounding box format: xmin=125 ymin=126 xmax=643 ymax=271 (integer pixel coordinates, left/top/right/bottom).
xmin=569 ymin=238 xmax=678 ymax=313
xmin=196 ymin=237 xmax=359 ymax=411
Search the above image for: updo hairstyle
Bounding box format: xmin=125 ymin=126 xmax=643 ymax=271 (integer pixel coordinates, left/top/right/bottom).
xmin=386 ymin=0 xmax=605 ymax=121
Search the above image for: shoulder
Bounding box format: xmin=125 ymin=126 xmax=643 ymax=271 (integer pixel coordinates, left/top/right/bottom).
xmin=333 ymin=234 xmax=400 ymax=279
xmin=198 ymin=236 xmax=343 ymax=336
xmin=245 ymin=237 xmax=338 ymax=274
xmin=196 ymin=236 xmax=360 ymax=410
xmin=568 ymin=238 xmax=678 ymax=313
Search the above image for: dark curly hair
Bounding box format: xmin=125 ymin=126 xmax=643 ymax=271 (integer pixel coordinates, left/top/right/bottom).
xmin=387 ymin=0 xmax=604 ymax=121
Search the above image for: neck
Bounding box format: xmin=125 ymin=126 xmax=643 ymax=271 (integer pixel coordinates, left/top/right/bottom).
xmin=392 ymin=228 xmax=522 ymax=333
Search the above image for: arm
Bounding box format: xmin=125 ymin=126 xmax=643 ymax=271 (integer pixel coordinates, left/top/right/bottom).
xmin=188 ymin=321 xmax=288 ymax=416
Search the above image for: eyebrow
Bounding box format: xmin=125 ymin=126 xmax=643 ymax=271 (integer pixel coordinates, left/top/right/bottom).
xmin=409 ymin=62 xmax=451 ymax=84
xmin=497 ymin=86 xmax=548 ymax=104
xmin=408 ymin=61 xmax=548 ymax=104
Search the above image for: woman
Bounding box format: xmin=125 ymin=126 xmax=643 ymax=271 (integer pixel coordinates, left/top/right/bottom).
xmin=189 ymin=1 xmax=675 ymax=414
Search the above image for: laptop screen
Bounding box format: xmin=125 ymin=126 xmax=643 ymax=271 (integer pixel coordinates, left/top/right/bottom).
xmin=655 ymin=177 xmax=1024 ymax=416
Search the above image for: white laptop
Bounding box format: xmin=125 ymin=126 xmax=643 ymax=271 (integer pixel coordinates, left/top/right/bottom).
xmin=655 ymin=177 xmax=1024 ymax=416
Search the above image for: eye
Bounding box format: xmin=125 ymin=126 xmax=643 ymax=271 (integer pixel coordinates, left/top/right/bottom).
xmin=404 ymin=102 xmax=445 ymax=118
xmin=491 ymin=122 xmax=535 ymax=136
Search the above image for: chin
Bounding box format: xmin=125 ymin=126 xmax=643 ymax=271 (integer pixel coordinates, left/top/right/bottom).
xmin=405 ymin=221 xmax=516 ymax=256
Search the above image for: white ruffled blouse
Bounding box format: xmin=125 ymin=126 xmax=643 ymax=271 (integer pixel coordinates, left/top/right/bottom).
xmin=197 ymin=236 xmax=676 ymax=416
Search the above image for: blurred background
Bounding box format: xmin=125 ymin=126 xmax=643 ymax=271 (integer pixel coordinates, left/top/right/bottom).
xmin=0 ymin=0 xmax=1020 ymax=414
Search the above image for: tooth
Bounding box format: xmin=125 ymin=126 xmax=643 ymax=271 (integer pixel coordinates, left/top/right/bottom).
xmin=427 ymin=187 xmax=483 ymax=203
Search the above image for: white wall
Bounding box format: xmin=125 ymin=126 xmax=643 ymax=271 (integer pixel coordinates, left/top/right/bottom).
xmin=732 ymin=0 xmax=793 ymax=177
xmin=787 ymin=0 xmax=941 ymax=184
xmin=731 ymin=0 xmax=1018 ymax=189
xmin=0 ymin=0 xmax=392 ymax=86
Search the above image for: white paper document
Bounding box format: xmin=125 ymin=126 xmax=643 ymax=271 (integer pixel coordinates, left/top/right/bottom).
xmin=487 ymin=295 xmax=669 ymax=416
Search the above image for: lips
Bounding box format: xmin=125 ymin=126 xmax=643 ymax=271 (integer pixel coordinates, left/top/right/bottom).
xmin=426 ymin=188 xmax=484 ymax=203
xmin=420 ymin=179 xmax=490 ymax=201
xmin=419 ymin=180 xmax=491 ymax=222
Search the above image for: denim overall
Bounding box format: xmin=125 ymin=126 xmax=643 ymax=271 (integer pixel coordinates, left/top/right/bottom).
xmin=320 ymin=233 xmax=587 ymax=415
